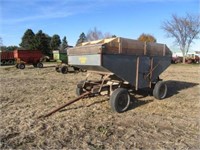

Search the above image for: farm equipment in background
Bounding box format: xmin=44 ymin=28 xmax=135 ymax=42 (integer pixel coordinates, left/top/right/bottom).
xmin=185 ymin=54 xmax=199 ymax=64
xmin=171 ymin=52 xmax=200 ymax=64
xmin=53 ymin=50 xmax=81 ymax=74
xmin=14 ymin=49 xmax=44 ymax=69
xmin=0 ymin=51 xmax=15 ymax=65
xmin=40 ymin=37 xmax=172 ymax=117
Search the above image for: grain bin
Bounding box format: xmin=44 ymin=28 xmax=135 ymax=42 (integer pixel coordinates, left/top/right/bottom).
xmin=67 ymin=37 xmax=172 ymax=112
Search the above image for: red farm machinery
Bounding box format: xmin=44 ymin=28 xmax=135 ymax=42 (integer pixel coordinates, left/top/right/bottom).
xmin=14 ymin=49 xmax=44 ymax=69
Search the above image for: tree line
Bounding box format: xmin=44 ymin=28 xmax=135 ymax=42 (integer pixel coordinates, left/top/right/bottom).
xmin=1 ymin=28 xmax=116 ymax=55
xmin=1 ymin=29 xmax=68 ymax=55
xmin=19 ymin=29 xmax=68 ymax=55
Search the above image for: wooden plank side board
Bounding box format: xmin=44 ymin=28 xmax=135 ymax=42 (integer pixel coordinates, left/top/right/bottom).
xmin=107 ymin=37 xmax=168 ymax=56
xmin=103 ymin=46 xmax=119 ymax=54
xmin=122 ymin=40 xmax=144 ymax=51
xmin=103 ymin=37 xmax=145 ymax=55
xmin=68 ymin=44 xmax=102 ymax=55
xmin=165 ymin=46 xmax=172 ymax=56
xmin=80 ymin=38 xmax=116 ymax=46
xmin=146 ymin=42 xmax=164 ymax=56
xmin=68 ymin=37 xmax=172 ymax=57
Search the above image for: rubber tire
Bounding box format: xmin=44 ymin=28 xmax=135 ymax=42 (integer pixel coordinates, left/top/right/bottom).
xmin=153 ymin=81 xmax=167 ymax=100
xmin=8 ymin=60 xmax=13 ymax=65
xmin=61 ymin=66 xmax=68 ymax=74
xmin=19 ymin=63 xmax=25 ymax=69
xmin=37 ymin=62 xmax=43 ymax=68
xmin=109 ymin=88 xmax=130 ymax=113
xmin=76 ymin=80 xmax=85 ymax=96
xmin=1 ymin=60 xmax=6 ymax=65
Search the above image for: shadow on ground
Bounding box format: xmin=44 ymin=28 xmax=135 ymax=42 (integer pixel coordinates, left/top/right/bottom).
xmin=47 ymin=80 xmax=199 ymax=114
xmin=128 ymin=80 xmax=199 ymax=111
xmin=165 ymin=80 xmax=199 ymax=98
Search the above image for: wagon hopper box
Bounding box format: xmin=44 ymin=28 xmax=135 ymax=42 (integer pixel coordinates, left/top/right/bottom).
xmin=57 ymin=37 xmax=172 ymax=113
xmin=14 ymin=49 xmax=44 ymax=69
xmin=0 ymin=51 xmax=15 ymax=65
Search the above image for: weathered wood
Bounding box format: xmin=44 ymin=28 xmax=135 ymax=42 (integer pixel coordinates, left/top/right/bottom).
xmin=68 ymin=44 xmax=102 ymax=55
xmin=68 ymin=37 xmax=172 ymax=57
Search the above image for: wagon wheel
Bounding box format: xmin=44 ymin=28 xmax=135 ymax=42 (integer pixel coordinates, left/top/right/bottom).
xmin=153 ymin=81 xmax=167 ymax=100
xmin=76 ymin=80 xmax=86 ymax=96
xmin=61 ymin=66 xmax=68 ymax=74
xmin=8 ymin=60 xmax=14 ymax=65
xmin=19 ymin=63 xmax=25 ymax=69
xmin=109 ymin=88 xmax=130 ymax=113
xmin=1 ymin=60 xmax=6 ymax=65
xmin=37 ymin=62 xmax=43 ymax=68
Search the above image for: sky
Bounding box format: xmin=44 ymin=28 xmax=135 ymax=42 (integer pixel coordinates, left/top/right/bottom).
xmin=0 ymin=0 xmax=199 ymax=52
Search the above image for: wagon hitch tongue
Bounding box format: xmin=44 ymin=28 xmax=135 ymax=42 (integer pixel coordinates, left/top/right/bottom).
xmin=38 ymin=91 xmax=91 ymax=119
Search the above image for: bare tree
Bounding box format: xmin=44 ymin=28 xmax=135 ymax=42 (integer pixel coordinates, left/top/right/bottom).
xmin=87 ymin=27 xmax=114 ymax=41
xmin=162 ymin=14 xmax=200 ymax=63
xmin=87 ymin=27 xmax=103 ymax=41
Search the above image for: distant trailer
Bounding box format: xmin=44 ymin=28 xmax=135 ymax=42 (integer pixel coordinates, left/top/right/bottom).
xmin=53 ymin=49 xmax=80 ymax=74
xmin=53 ymin=50 xmax=68 ymax=63
xmin=14 ymin=49 xmax=44 ymax=69
xmin=0 ymin=51 xmax=15 ymax=65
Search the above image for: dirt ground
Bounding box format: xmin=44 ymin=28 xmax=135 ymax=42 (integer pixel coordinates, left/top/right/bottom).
xmin=0 ymin=63 xmax=200 ymax=149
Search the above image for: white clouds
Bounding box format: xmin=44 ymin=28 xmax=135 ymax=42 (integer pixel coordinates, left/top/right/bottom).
xmin=1 ymin=0 xmax=194 ymax=24
xmin=1 ymin=1 xmax=95 ymax=24
xmin=3 ymin=12 xmax=73 ymax=24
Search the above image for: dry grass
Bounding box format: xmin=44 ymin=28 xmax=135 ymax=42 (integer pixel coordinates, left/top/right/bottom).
xmin=0 ymin=64 xmax=200 ymax=149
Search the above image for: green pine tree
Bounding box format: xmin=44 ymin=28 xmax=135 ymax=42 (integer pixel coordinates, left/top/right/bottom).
xmin=76 ymin=32 xmax=87 ymax=46
xmin=35 ymin=30 xmax=51 ymax=55
xmin=50 ymin=34 xmax=61 ymax=50
xmin=61 ymin=36 xmax=68 ymax=51
xmin=20 ymin=29 xmax=36 ymax=50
